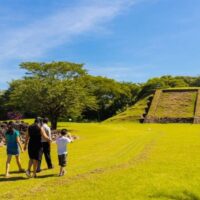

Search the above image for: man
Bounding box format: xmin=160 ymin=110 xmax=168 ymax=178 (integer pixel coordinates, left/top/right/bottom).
xmin=37 ymin=118 xmax=53 ymax=172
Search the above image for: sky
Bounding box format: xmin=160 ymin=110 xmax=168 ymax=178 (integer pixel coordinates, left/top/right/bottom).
xmin=1 ymin=0 xmax=200 ymax=89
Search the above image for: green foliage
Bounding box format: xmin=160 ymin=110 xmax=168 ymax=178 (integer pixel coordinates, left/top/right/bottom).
xmin=9 ymin=62 xmax=97 ymax=129
xmin=137 ymin=75 xmax=190 ymax=99
xmin=3 ymin=61 xmax=200 ymax=124
xmin=191 ymin=76 xmax=200 ymax=86
xmin=0 ymin=89 xmax=15 ymax=120
xmin=82 ymin=76 xmax=140 ymax=121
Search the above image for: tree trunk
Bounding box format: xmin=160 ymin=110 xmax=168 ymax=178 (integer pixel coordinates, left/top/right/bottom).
xmin=50 ymin=116 xmax=58 ymax=130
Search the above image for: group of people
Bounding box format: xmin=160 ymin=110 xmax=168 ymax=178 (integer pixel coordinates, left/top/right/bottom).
xmin=4 ymin=117 xmax=73 ymax=178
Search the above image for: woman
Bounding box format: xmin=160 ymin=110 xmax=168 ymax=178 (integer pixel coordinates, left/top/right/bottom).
xmin=5 ymin=121 xmax=24 ymax=178
xmin=24 ymin=117 xmax=51 ymax=178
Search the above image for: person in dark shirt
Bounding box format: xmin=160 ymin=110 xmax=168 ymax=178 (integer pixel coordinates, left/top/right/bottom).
xmin=24 ymin=117 xmax=51 ymax=178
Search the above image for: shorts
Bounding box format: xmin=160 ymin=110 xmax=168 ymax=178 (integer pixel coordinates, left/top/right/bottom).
xmin=28 ymin=145 xmax=43 ymax=161
xmin=58 ymin=154 xmax=67 ymax=167
xmin=7 ymin=148 xmax=19 ymax=156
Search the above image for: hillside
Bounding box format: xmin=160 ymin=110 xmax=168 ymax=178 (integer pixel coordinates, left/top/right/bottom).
xmin=1 ymin=123 xmax=200 ymax=199
xmin=145 ymin=89 xmax=200 ymax=123
xmin=104 ymin=96 xmax=150 ymax=123
xmin=155 ymin=91 xmax=196 ymax=118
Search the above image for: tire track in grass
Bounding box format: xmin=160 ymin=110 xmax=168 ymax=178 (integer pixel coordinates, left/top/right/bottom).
xmin=16 ymin=132 xmax=165 ymax=199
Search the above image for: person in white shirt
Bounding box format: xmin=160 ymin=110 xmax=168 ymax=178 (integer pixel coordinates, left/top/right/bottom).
xmin=37 ymin=118 xmax=53 ymax=172
xmin=56 ymin=129 xmax=72 ymax=176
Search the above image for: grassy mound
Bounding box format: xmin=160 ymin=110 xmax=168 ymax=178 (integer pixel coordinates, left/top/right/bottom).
xmin=1 ymin=122 xmax=200 ymax=199
xmin=155 ymin=91 xmax=197 ymax=118
xmin=104 ymin=97 xmax=149 ymax=123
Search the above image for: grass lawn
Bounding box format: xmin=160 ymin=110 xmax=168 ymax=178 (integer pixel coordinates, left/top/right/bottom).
xmin=0 ymin=122 xmax=200 ymax=199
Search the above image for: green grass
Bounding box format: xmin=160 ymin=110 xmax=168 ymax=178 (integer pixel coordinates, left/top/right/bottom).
xmin=105 ymin=97 xmax=149 ymax=123
xmin=1 ymin=122 xmax=200 ymax=199
xmin=155 ymin=91 xmax=197 ymax=118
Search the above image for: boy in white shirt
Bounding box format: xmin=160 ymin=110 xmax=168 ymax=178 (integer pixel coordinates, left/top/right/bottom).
xmin=56 ymin=129 xmax=72 ymax=176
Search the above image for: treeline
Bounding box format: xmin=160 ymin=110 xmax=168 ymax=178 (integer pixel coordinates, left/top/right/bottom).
xmin=0 ymin=61 xmax=200 ymax=129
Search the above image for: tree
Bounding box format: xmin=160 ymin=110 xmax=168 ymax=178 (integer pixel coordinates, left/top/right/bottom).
xmin=8 ymin=62 xmax=97 ymax=129
xmin=82 ymin=76 xmax=140 ymax=121
xmin=192 ymin=76 xmax=200 ymax=86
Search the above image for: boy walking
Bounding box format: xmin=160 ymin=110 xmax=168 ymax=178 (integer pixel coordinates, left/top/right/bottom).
xmin=56 ymin=129 xmax=72 ymax=176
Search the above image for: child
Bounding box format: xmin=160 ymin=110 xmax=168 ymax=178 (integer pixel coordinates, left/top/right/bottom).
xmin=5 ymin=121 xmax=24 ymax=178
xmin=56 ymin=129 xmax=73 ymax=176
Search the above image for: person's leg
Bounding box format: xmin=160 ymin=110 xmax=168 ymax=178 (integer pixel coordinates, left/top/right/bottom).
xmin=43 ymin=142 xmax=53 ymax=168
xmin=5 ymin=155 xmax=12 ymax=177
xmin=15 ymin=155 xmax=23 ymax=171
xmin=59 ymin=154 xmax=66 ymax=176
xmin=28 ymin=159 xmax=33 ymax=171
xmin=33 ymin=159 xmax=38 ymax=178
xmin=25 ymin=159 xmax=33 ymax=177
xmin=36 ymin=160 xmax=42 ymax=172
xmin=62 ymin=167 xmax=66 ymax=175
xmin=62 ymin=154 xmax=67 ymax=175
xmin=59 ymin=166 xmax=64 ymax=176
xmin=37 ymin=147 xmax=43 ymax=172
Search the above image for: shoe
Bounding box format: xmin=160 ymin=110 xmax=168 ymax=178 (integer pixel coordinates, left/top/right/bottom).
xmin=36 ymin=169 xmax=41 ymax=173
xmin=25 ymin=170 xmax=31 ymax=178
xmin=48 ymin=165 xmax=54 ymax=169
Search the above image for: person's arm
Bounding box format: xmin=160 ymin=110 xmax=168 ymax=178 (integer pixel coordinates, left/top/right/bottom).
xmin=67 ymin=132 xmax=74 ymax=142
xmin=48 ymin=127 xmax=52 ymax=144
xmin=4 ymin=133 xmax=7 ymax=145
xmin=24 ymin=133 xmax=30 ymax=151
xmin=16 ymin=136 xmax=24 ymax=152
xmin=41 ymin=127 xmax=51 ymax=142
xmin=48 ymin=127 xmax=52 ymax=140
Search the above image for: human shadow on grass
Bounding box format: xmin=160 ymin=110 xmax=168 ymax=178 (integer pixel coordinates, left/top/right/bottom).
xmin=0 ymin=171 xmax=24 ymax=177
xmin=0 ymin=174 xmax=57 ymax=181
xmin=149 ymin=190 xmax=200 ymax=200
xmin=0 ymin=176 xmax=27 ymax=182
xmin=0 ymin=168 xmax=50 ymax=176
xmin=36 ymin=174 xmax=57 ymax=179
xmin=10 ymin=170 xmax=26 ymax=174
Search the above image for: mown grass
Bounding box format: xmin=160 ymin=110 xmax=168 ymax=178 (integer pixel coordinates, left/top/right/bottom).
xmin=1 ymin=122 xmax=200 ymax=199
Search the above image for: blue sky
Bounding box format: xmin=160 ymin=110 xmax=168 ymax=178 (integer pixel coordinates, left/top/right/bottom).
xmin=1 ymin=0 xmax=200 ymax=89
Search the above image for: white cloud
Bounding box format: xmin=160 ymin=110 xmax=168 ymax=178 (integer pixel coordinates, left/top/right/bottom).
xmin=0 ymin=0 xmax=138 ymax=63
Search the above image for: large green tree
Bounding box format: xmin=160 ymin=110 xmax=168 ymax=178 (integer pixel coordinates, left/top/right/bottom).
xmin=9 ymin=62 xmax=97 ymax=129
xmin=82 ymin=76 xmax=140 ymax=121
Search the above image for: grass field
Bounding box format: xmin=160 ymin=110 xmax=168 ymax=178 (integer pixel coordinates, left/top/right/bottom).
xmin=1 ymin=122 xmax=200 ymax=199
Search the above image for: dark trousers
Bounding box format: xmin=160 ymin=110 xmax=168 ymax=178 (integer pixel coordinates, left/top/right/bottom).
xmin=37 ymin=142 xmax=53 ymax=171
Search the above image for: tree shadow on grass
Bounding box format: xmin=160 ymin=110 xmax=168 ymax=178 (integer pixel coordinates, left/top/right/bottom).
xmin=149 ymin=190 xmax=200 ymax=200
